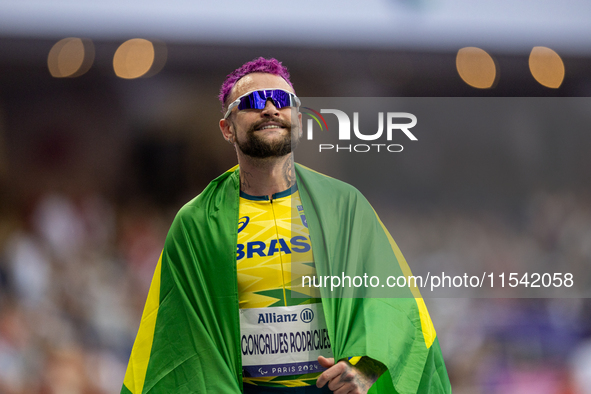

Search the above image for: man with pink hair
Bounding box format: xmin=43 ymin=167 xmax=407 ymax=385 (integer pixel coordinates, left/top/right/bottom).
xmin=122 ymin=58 xmax=450 ymax=394
xmin=218 ymin=58 xmax=378 ymax=391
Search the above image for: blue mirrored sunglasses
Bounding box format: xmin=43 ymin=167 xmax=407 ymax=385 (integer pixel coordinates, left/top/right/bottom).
xmin=224 ymin=89 xmax=301 ymax=119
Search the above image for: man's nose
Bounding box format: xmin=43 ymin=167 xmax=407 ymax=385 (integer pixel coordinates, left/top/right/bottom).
xmin=261 ymin=99 xmax=280 ymax=116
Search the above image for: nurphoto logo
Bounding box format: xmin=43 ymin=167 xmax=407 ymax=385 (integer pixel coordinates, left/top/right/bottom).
xmin=300 ymin=107 xmax=417 ymax=153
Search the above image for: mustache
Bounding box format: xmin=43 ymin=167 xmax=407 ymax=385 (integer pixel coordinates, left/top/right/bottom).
xmin=247 ymin=117 xmax=292 ymax=133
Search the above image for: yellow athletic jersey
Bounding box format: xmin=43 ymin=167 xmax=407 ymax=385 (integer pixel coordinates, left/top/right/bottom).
xmin=237 ymin=186 xmax=329 ymax=388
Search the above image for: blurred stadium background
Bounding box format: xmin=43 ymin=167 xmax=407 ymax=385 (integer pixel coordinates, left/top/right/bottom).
xmin=1 ymin=0 xmax=591 ymax=392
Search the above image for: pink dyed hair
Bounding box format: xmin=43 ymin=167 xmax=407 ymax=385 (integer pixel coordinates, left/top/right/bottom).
xmin=219 ymin=57 xmax=294 ymax=112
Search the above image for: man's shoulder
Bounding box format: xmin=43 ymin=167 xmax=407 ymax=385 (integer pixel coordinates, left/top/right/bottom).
xmin=295 ymin=163 xmax=365 ymax=199
xmin=175 ymin=166 xmax=239 ymax=219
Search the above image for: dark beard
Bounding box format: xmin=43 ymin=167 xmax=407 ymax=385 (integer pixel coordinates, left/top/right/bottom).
xmin=233 ymin=117 xmax=299 ymax=159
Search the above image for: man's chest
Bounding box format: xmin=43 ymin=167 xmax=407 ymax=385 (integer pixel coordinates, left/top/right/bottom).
xmin=236 ymin=192 xmax=317 ymax=309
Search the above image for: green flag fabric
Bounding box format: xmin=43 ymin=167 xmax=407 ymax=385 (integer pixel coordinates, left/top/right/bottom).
xmin=122 ymin=164 xmax=451 ymax=394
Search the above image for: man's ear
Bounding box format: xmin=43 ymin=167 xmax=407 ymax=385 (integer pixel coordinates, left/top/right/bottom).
xmin=219 ymin=118 xmax=234 ymax=144
xmin=291 ymin=109 xmax=303 ymax=139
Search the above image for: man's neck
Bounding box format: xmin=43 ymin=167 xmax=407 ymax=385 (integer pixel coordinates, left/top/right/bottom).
xmin=237 ymin=153 xmax=296 ymax=197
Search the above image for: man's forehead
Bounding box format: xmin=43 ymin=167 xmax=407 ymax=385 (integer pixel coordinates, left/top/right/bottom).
xmin=229 ymin=73 xmax=294 ymax=101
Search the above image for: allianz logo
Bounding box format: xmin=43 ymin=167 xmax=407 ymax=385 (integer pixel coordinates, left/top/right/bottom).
xmin=257 ymin=308 xmax=315 ymax=324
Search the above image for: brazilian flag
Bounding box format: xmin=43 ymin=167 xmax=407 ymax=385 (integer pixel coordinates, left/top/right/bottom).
xmin=122 ymin=164 xmax=451 ymax=393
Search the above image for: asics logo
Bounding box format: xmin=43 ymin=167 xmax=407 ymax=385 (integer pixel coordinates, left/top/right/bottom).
xmin=238 ymin=216 xmax=250 ymax=233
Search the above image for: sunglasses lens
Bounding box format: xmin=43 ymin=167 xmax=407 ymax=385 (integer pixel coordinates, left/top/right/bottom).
xmin=237 ymin=90 xmax=295 ymax=111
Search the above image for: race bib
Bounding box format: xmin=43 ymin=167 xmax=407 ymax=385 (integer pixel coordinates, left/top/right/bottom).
xmin=239 ymin=303 xmax=334 ymax=377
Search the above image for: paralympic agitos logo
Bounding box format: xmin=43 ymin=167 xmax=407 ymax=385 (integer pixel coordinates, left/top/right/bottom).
xmin=300 ymin=107 xmax=417 ymax=153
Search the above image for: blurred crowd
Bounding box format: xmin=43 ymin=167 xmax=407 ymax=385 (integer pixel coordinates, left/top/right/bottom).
xmin=1 ymin=188 xmax=590 ymax=393
xmin=380 ymin=190 xmax=591 ymax=393
xmin=0 ymin=191 xmax=170 ymax=393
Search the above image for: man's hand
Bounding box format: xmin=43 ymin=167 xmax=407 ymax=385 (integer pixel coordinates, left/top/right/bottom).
xmin=316 ymin=355 xmax=386 ymax=394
